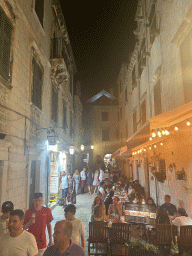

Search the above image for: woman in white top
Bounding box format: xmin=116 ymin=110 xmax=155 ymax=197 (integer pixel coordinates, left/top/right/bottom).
xmin=99 ymin=169 xmax=105 ymax=182
xmin=92 ymin=170 xmax=100 ymax=194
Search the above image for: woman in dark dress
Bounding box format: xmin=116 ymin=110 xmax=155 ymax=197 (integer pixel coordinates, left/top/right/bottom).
xmin=156 ymin=206 xmax=170 ymax=224
xmin=86 ymin=170 xmax=93 ymax=194
xmin=67 ymin=174 xmax=76 ymax=204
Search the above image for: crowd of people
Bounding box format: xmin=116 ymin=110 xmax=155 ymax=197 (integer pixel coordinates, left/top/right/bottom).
xmin=0 ymin=193 xmax=86 ymax=256
xmin=1 ymin=166 xmax=192 ymax=255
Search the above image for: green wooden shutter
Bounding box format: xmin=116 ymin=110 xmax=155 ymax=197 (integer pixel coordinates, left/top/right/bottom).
xmin=32 ymin=58 xmax=43 ymax=110
xmin=0 ymin=7 xmax=12 ymax=80
xmin=35 ymin=0 xmax=44 ymax=27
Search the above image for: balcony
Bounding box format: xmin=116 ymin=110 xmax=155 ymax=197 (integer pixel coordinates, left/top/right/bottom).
xmin=50 ymin=37 xmax=69 ymax=85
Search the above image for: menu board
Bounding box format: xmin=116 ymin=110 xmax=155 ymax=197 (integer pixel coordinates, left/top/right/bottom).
xmin=124 ymin=202 xmax=156 ymax=225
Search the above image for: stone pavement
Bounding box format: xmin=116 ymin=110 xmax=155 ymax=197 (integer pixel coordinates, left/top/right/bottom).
xmin=50 ymin=191 xmax=97 ymax=255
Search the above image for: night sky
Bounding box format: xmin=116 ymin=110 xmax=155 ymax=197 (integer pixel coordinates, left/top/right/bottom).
xmin=60 ymin=1 xmax=138 ymax=102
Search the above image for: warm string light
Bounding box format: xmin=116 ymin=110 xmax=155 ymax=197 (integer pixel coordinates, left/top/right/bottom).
xmin=149 ymin=125 xmax=181 ymax=141
xmin=133 ymin=120 xmax=191 ymax=157
xmin=132 ymin=142 xmax=164 ymax=155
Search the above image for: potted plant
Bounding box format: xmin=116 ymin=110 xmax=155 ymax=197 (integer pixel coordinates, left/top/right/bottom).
xmin=176 ymin=168 xmax=185 ymax=180
xmin=125 ymin=239 xmax=157 ymax=255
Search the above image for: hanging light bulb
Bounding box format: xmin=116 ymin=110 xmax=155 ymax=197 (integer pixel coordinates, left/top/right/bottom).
xmin=187 ymin=121 xmax=191 ymax=126
xmin=174 ymin=126 xmax=178 ymax=131
xmin=149 ymin=147 xmax=151 ymax=150
xmin=160 ymin=142 xmax=163 ymax=146
xmin=144 ymin=149 xmax=146 ymax=151
xmin=132 ymin=152 xmax=135 ymax=155
xmin=154 ymin=145 xmax=157 ymax=148
xmin=162 ymin=130 xmax=166 ymax=135
xmin=149 ymin=137 xmax=152 ymax=141
xmin=165 ymin=130 xmax=169 ymax=135
xmin=157 ymin=131 xmax=162 ymax=137
xmin=152 ymin=132 xmax=156 ymax=138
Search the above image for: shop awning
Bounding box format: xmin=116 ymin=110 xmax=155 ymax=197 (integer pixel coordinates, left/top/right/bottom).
xmin=111 ymin=148 xmax=121 ymax=159
xmin=120 ymin=146 xmax=131 ymax=159
xmin=126 ymin=121 xmax=151 ymax=156
xmin=111 ymin=146 xmax=131 ymax=159
xmin=129 ymin=101 xmax=192 ymax=154
xmin=150 ymin=101 xmax=192 ymax=130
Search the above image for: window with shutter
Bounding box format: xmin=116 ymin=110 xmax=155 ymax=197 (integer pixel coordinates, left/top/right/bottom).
xmin=0 ymin=6 xmax=12 ymax=81
xmin=133 ymin=111 xmax=137 ymax=133
xmin=102 ymin=129 xmax=109 ymax=141
xmin=32 ymin=58 xmax=43 ymax=110
xmin=35 ymin=0 xmax=44 ymax=27
xmin=63 ymin=100 xmax=67 ymax=130
xmin=102 ymin=111 xmax=108 ymax=121
xmin=154 ymin=79 xmax=162 ymax=116
xmin=70 ymin=111 xmax=73 ymax=137
xmin=141 ymin=100 xmax=146 ymax=125
xmin=51 ymin=85 xmax=58 ymax=123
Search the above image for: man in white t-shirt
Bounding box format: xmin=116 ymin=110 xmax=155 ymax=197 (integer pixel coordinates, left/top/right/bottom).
xmin=64 ymin=204 xmax=85 ymax=249
xmin=80 ymin=168 xmax=86 ymax=194
xmin=0 ymin=209 xmax=38 ymax=256
xmin=0 ymin=201 xmax=14 ymax=237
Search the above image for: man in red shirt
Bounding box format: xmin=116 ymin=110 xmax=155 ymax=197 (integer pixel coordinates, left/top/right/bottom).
xmin=23 ymin=193 xmax=53 ymax=256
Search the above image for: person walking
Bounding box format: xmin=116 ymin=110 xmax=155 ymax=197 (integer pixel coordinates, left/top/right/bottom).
xmin=60 ymin=171 xmax=68 ymax=206
xmin=67 ymin=174 xmax=76 ymax=204
xmin=64 ymin=204 xmax=85 ymax=250
xmin=0 ymin=209 xmax=38 ymax=256
xmin=23 ymin=193 xmax=53 ymax=256
xmin=92 ymin=170 xmax=100 ymax=194
xmin=43 ymin=220 xmax=85 ymax=256
xmin=73 ymin=170 xmax=80 ymax=195
xmin=80 ymin=168 xmax=86 ymax=194
xmin=86 ymin=170 xmax=93 ymax=194
xmin=0 ymin=201 xmax=14 ymax=237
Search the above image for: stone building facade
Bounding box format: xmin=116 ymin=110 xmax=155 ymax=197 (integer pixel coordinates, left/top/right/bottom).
xmin=0 ymin=0 xmax=82 ymax=210
xmin=84 ymin=90 xmax=120 ymax=169
xmin=115 ymin=0 xmax=192 ymax=215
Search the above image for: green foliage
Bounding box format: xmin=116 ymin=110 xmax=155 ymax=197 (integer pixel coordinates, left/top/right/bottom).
xmin=125 ymin=239 xmax=158 ymax=253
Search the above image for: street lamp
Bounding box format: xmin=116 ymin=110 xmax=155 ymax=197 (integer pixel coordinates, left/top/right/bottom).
xmin=69 ymin=146 xmax=75 ymax=155
xmin=81 ymin=145 xmax=84 ymax=151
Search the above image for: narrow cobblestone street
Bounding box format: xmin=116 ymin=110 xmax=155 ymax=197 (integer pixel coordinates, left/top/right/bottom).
xmin=50 ymin=191 xmax=96 ymax=255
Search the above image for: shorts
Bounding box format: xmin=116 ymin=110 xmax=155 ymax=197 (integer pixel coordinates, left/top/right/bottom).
xmin=62 ymin=188 xmax=68 ymax=198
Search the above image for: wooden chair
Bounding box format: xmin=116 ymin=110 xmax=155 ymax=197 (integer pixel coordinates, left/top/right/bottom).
xmin=178 ymin=225 xmax=192 ymax=254
xmin=156 ymin=224 xmax=175 ymax=245
xmin=108 ymin=222 xmax=130 ymax=256
xmin=156 ymin=224 xmax=177 ymax=255
xmin=88 ymin=221 xmax=108 ymax=256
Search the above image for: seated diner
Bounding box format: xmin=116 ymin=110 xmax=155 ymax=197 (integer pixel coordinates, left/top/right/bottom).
xmin=89 ymin=205 xmax=110 ymax=223
xmin=91 ymin=195 xmax=106 ymax=214
xmin=108 ymin=196 xmax=123 ymax=222
xmin=127 ymin=184 xmax=136 ymax=201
